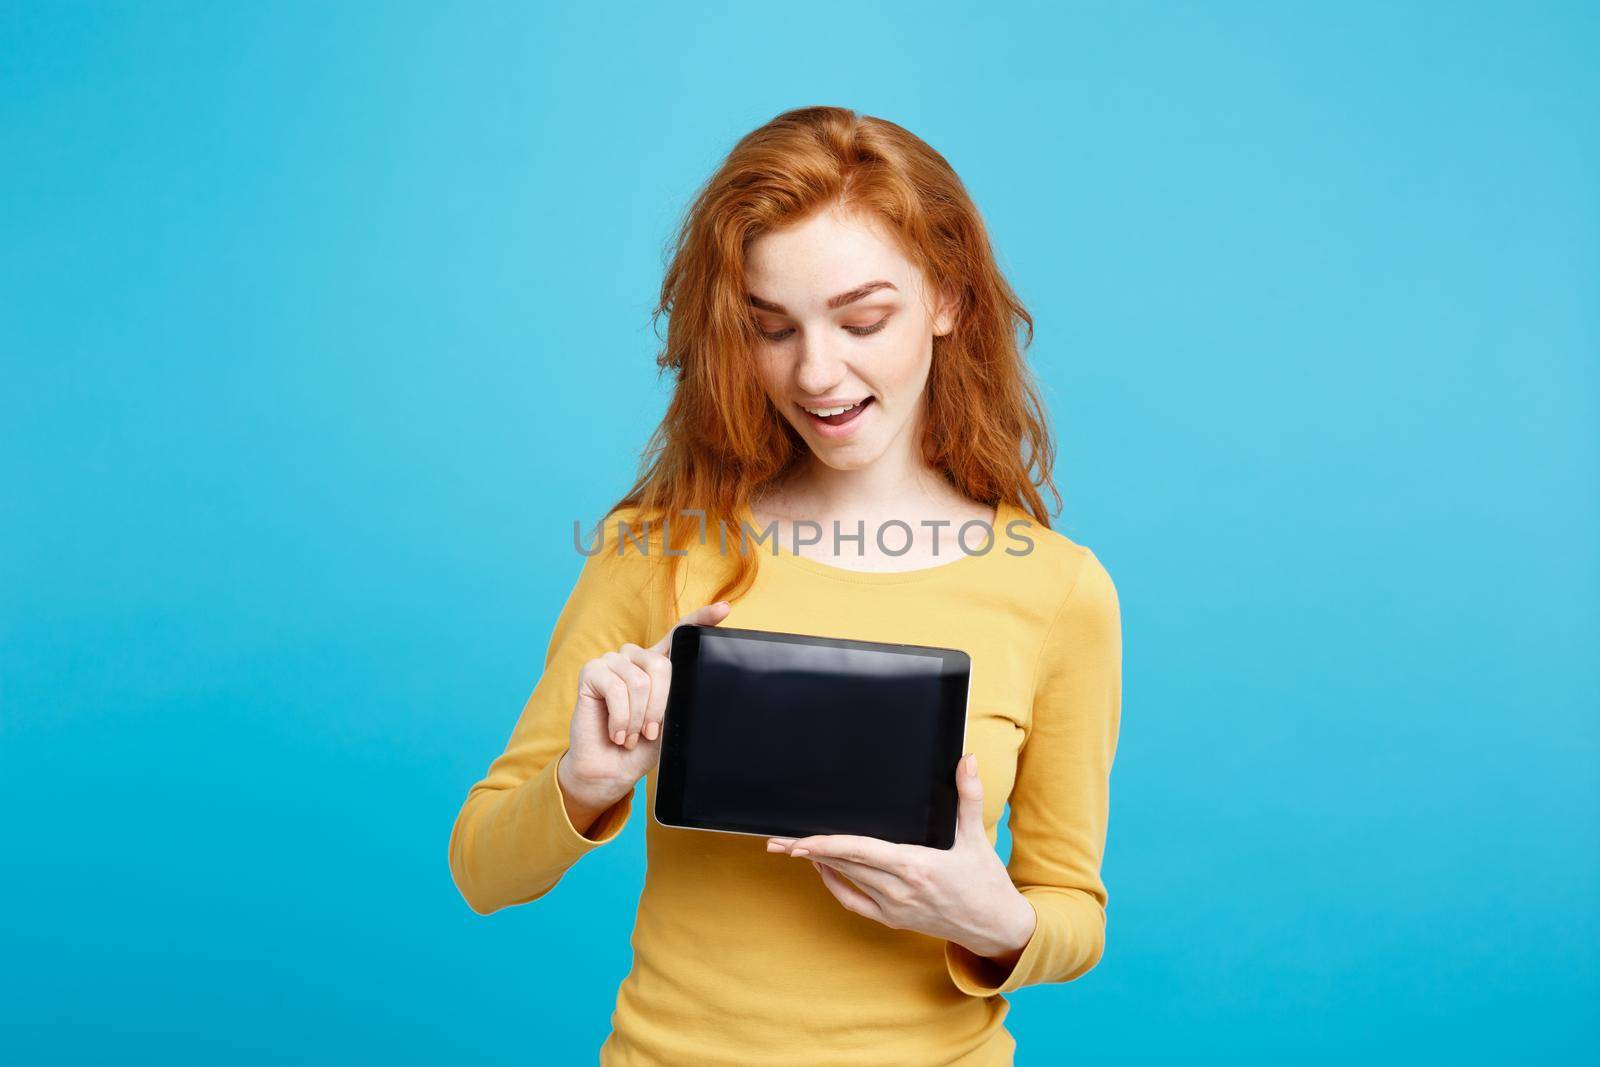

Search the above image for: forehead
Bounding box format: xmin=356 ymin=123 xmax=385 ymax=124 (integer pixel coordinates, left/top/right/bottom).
xmin=744 ymin=206 xmax=918 ymax=306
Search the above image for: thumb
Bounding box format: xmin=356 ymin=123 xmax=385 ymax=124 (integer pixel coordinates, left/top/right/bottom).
xmin=955 ymin=753 xmax=985 ymax=839
xmin=651 ymin=600 xmax=733 ymax=656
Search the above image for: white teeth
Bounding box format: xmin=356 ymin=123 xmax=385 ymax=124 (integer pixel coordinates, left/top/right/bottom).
xmin=803 ymin=400 xmax=864 ymax=417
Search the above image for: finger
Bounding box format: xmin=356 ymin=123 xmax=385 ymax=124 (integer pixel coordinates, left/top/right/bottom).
xmin=577 ymin=660 xmax=627 ymax=746
xmin=777 ymin=838 xmax=913 ymax=893
xmin=649 ymin=601 xmax=733 ymax=657
xmin=955 ymin=752 xmax=986 ymax=840
xmin=785 ymin=834 xmax=909 ymax=870
xmin=812 ymin=861 xmax=889 ymax=924
xmin=602 ymin=650 xmax=653 ymax=749
xmin=599 ymin=670 xmax=632 ymax=747
xmin=620 ymin=643 xmax=671 ymax=742
xmin=804 ymin=855 xmax=904 ymax=897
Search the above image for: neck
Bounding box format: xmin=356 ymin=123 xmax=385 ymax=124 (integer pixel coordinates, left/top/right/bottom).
xmin=770 ymin=409 xmax=962 ymax=525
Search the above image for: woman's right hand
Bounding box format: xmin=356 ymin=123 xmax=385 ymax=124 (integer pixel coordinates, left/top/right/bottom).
xmin=556 ymin=600 xmax=733 ymax=818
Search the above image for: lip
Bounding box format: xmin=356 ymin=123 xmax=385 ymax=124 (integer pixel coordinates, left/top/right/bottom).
xmin=799 ymin=397 xmax=869 ymax=411
xmin=798 ymin=396 xmax=874 ymax=439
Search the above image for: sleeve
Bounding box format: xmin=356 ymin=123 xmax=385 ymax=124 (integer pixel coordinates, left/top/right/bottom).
xmin=945 ymin=547 xmax=1123 ymax=995
xmin=447 ymin=510 xmax=662 ymax=915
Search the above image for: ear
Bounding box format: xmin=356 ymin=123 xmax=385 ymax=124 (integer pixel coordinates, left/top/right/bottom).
xmin=931 ymin=283 xmax=960 ymax=338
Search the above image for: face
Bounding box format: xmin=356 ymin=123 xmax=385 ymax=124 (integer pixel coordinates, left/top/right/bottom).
xmin=744 ymin=204 xmax=956 ymax=472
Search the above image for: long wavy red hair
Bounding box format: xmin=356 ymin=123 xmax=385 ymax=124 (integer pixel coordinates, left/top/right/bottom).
xmin=602 ymin=105 xmax=1061 ymax=614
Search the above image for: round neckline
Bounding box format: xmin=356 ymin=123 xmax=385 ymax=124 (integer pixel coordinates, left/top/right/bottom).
xmin=734 ymin=499 xmax=1017 ymax=585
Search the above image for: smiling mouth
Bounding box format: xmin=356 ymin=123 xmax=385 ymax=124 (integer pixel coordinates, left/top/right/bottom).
xmin=800 ymin=397 xmax=873 ymax=427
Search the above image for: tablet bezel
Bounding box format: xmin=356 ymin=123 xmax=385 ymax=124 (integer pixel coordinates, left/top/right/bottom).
xmin=651 ymin=624 xmax=972 ymax=849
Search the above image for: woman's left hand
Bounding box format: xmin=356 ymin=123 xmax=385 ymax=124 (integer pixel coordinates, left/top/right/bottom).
xmin=765 ymin=753 xmax=1038 ymax=963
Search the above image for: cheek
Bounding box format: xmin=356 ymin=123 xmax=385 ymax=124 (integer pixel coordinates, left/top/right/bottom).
xmin=878 ymin=337 xmax=932 ymax=398
xmin=755 ymin=353 xmax=788 ymax=398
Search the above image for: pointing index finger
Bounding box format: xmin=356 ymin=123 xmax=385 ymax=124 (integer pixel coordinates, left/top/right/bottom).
xmin=650 ymin=601 xmax=732 ymax=656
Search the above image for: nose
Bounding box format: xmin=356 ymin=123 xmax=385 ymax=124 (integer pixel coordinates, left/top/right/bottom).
xmin=792 ymin=329 xmax=849 ymax=397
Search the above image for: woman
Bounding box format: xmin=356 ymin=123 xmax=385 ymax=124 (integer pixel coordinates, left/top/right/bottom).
xmin=448 ymin=106 xmax=1122 ymax=1066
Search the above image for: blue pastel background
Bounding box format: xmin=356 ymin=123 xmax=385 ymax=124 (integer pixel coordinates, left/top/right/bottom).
xmin=4 ymin=3 xmax=1595 ymax=1063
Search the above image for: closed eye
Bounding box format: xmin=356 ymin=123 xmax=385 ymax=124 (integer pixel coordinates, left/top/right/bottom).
xmin=758 ymin=316 xmax=892 ymax=342
xmin=845 ymin=316 xmax=891 ymax=336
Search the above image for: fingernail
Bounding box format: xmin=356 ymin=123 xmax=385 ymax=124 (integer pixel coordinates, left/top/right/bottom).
xmin=966 ymin=753 xmax=978 ymax=775
xmin=645 ymin=722 xmax=659 ymax=740
xmin=613 ymin=730 xmax=626 ymax=745
xmin=766 ymin=841 xmax=784 ymax=852
xmin=791 ymin=848 xmax=810 ymax=857
xmin=626 ymin=732 xmax=638 ymax=749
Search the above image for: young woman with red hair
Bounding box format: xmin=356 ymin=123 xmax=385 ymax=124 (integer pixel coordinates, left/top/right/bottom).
xmin=449 ymin=106 xmax=1123 ymax=1066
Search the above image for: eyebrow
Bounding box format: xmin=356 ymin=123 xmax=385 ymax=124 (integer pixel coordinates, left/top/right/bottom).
xmin=747 ymin=280 xmax=898 ymax=315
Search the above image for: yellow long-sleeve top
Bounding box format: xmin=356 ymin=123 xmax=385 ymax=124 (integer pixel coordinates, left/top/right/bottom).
xmin=448 ymin=500 xmax=1122 ymax=1066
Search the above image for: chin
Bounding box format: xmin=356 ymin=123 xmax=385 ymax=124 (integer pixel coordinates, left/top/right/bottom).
xmin=806 ymin=441 xmax=885 ymax=471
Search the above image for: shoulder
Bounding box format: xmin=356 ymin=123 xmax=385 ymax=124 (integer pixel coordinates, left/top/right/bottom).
xmin=1003 ymin=524 xmax=1120 ymax=696
xmin=569 ymin=502 xmax=672 ymax=605
xmin=584 ymin=502 xmax=671 ymax=556
xmin=998 ymin=505 xmax=1118 ymax=619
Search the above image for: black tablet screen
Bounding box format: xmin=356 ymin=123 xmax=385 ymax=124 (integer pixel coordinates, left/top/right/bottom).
xmin=659 ymin=626 xmax=968 ymax=846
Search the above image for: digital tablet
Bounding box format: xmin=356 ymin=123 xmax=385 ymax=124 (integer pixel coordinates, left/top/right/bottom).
xmin=652 ymin=624 xmax=972 ymax=849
